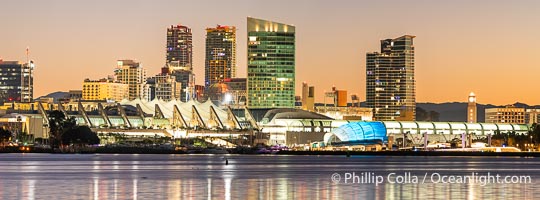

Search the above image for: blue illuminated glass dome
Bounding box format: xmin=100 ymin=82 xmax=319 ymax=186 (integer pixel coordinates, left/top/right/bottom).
xmin=324 ymin=122 xmax=388 ymax=145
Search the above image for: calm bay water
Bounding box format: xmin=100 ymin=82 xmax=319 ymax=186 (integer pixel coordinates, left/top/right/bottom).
xmin=0 ymin=154 xmax=539 ymax=199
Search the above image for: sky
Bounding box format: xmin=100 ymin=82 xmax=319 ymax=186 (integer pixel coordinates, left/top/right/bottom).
xmin=1 ymin=0 xmax=539 ymax=105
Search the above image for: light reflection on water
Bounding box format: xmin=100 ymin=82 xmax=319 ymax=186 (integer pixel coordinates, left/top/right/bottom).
xmin=0 ymin=154 xmax=538 ymax=199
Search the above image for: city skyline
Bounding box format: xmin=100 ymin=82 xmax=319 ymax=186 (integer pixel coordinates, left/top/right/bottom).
xmin=1 ymin=0 xmax=540 ymax=105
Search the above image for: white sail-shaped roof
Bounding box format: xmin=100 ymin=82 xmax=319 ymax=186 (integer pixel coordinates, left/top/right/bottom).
xmin=119 ymin=99 xmax=130 ymax=104
xmin=119 ymin=98 xmax=231 ymax=128
xmin=145 ymin=98 xmax=174 ymax=118
xmin=201 ymin=100 xmax=229 ymax=121
xmin=125 ymin=98 xmax=153 ymax=115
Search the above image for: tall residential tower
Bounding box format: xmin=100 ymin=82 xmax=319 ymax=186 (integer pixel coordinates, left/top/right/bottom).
xmin=166 ymin=24 xmax=194 ymax=101
xmin=205 ymin=25 xmax=236 ymax=88
xmin=366 ymin=35 xmax=416 ymax=121
xmin=247 ymin=17 xmax=295 ymax=108
xmin=166 ymin=24 xmax=193 ymax=67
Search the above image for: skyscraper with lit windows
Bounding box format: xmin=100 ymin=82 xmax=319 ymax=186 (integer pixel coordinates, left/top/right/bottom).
xmin=205 ymin=25 xmax=236 ymax=88
xmin=166 ymin=24 xmax=193 ymax=101
xmin=247 ymin=17 xmax=295 ymax=109
xmin=0 ymin=60 xmax=34 ymax=104
xmin=114 ymin=60 xmax=147 ymax=100
xmin=166 ymin=24 xmax=192 ymax=67
xmin=366 ymin=35 xmax=416 ymax=121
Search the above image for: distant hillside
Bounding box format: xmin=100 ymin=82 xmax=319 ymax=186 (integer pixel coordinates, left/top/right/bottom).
xmin=356 ymin=101 xmax=538 ymax=122
xmin=417 ymin=102 xmax=539 ymax=122
xmin=36 ymin=91 xmax=69 ymax=103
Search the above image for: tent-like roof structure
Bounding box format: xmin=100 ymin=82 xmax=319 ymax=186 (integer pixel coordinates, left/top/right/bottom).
xmin=120 ymin=98 xmax=234 ymax=129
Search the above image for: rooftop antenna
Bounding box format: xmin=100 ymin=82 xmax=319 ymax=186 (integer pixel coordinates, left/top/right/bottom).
xmin=26 ymin=46 xmax=29 ymax=63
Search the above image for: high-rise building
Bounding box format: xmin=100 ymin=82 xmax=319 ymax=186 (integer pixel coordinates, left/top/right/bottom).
xmin=147 ymin=74 xmax=181 ymax=101
xmin=114 ymin=60 xmax=147 ymax=100
xmin=485 ymin=106 xmax=525 ymax=124
xmin=467 ymin=92 xmax=477 ymax=123
xmin=166 ymin=24 xmax=192 ymax=67
xmin=166 ymin=61 xmax=194 ymax=102
xmin=205 ymin=25 xmax=236 ymax=88
xmin=82 ymin=78 xmax=129 ymax=101
xmin=301 ymin=82 xmax=315 ymax=111
xmin=366 ymin=35 xmax=416 ymax=121
xmin=247 ymin=17 xmax=295 ymax=109
xmin=0 ymin=60 xmax=34 ymax=104
xmin=166 ymin=24 xmax=194 ymax=102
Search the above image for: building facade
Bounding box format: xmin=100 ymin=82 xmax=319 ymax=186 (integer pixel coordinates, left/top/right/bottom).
xmin=485 ymin=106 xmax=525 ymax=124
xmin=334 ymin=88 xmax=348 ymax=107
xmin=316 ymin=106 xmax=373 ymax=121
xmin=166 ymin=24 xmax=194 ymax=102
xmin=467 ymin=92 xmax=477 ymax=123
xmin=68 ymin=90 xmax=83 ymax=101
xmin=205 ymin=25 xmax=236 ymax=88
xmin=114 ymin=60 xmax=147 ymax=100
xmin=166 ymin=61 xmax=194 ymax=102
xmin=324 ymin=87 xmax=347 ymax=107
xmin=247 ymin=17 xmax=295 ymax=108
xmin=0 ymin=60 xmax=34 ymax=104
xmin=526 ymin=109 xmax=540 ymax=124
xmin=82 ymin=78 xmax=128 ymax=101
xmin=151 ymin=74 xmax=181 ymax=101
xmin=224 ymin=78 xmax=247 ymax=108
xmin=301 ymin=82 xmax=315 ymax=111
xmin=166 ymin=24 xmax=193 ymax=67
xmin=366 ymin=35 xmax=416 ymax=121
xmin=194 ymin=85 xmax=205 ymax=102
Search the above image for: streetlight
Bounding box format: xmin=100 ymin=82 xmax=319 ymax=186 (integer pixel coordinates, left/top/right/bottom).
xmin=16 ymin=116 xmax=22 ymax=144
xmin=530 ymin=135 xmax=534 ymax=151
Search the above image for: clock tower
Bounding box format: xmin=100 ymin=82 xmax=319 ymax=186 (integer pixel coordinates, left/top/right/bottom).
xmin=467 ymin=92 xmax=477 ymax=123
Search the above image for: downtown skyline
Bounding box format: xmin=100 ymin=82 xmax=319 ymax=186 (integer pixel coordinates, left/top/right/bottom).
xmin=1 ymin=0 xmax=540 ymax=105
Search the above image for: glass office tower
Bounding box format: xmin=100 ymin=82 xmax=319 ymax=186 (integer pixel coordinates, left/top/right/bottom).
xmin=366 ymin=35 xmax=416 ymax=121
xmin=247 ymin=17 xmax=295 ymax=108
xmin=0 ymin=61 xmax=34 ymax=103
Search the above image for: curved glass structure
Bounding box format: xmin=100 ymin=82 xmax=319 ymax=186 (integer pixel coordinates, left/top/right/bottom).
xmin=381 ymin=121 xmax=529 ymax=135
xmin=324 ymin=121 xmax=388 ymax=145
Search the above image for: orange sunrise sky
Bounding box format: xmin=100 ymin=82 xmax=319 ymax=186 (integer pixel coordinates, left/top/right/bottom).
xmin=1 ymin=0 xmax=539 ymax=105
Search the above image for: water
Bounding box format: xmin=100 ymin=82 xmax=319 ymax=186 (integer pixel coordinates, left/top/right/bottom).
xmin=0 ymin=154 xmax=539 ymax=199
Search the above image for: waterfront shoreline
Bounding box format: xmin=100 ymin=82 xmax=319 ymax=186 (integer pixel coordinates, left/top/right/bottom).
xmin=2 ymin=147 xmax=540 ymax=157
xmin=276 ymin=150 xmax=540 ymax=157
